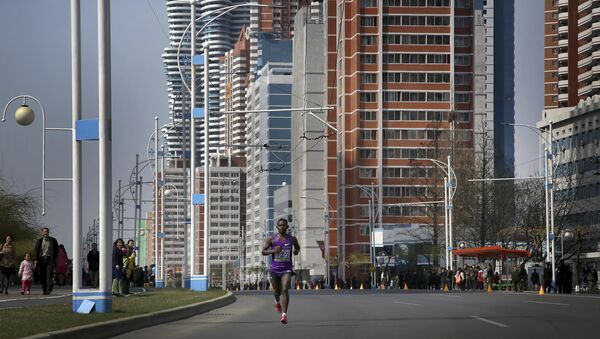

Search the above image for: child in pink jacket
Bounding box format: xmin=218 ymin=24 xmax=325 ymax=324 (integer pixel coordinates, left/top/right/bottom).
xmin=18 ymin=253 xmax=34 ymax=295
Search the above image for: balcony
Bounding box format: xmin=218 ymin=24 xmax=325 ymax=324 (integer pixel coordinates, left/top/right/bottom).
xmin=558 ymin=93 xmax=569 ymax=102
xmin=579 ymin=83 xmax=592 ymax=96
xmin=578 ymin=68 xmax=592 ymax=82
xmin=559 ymin=38 xmax=569 ymax=48
xmin=558 ymin=11 xmax=569 ymax=21
xmin=558 ymin=25 xmax=569 ymax=34
xmin=558 ymin=66 xmax=569 ymax=75
xmin=558 ymin=52 xmax=569 ymax=61
xmin=579 ymin=26 xmax=592 ymax=40
xmin=579 ymin=40 xmax=592 ymax=54
xmin=558 ymin=79 xmax=569 ymax=88
xmin=579 ymin=0 xmax=593 ymax=12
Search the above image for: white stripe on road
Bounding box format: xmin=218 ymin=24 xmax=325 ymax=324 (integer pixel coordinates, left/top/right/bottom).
xmin=524 ymin=300 xmax=569 ymax=306
xmin=438 ymin=294 xmax=460 ymax=298
xmin=0 ymin=294 xmax=69 ymax=303
xmin=471 ymin=315 xmax=509 ymax=328
xmin=393 ymin=301 xmax=421 ymax=306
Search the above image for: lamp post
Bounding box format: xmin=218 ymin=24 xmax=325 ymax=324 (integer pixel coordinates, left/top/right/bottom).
xmin=560 ymin=229 xmax=573 ymax=261
xmin=157 ymin=184 xmax=180 ymax=288
xmin=409 ymin=157 xmax=456 ymax=270
xmin=299 ymin=196 xmax=332 ymax=287
xmin=504 ymin=122 xmax=559 ymax=289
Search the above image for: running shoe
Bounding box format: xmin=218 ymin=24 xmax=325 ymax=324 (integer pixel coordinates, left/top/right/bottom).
xmin=281 ymin=313 xmax=288 ymax=324
xmin=274 ymin=302 xmax=282 ymax=313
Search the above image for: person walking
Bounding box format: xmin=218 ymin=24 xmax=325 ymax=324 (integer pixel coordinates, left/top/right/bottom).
xmin=86 ymin=243 xmax=99 ymax=288
xmin=0 ymin=234 xmax=17 ymax=294
xmin=33 ymin=228 xmax=59 ymax=295
xmin=262 ymin=218 xmax=300 ymax=324
xmin=531 ymin=268 xmax=540 ymax=291
xmin=55 ymin=244 xmax=69 ymax=287
xmin=123 ymin=239 xmax=136 ymax=295
xmin=112 ymin=239 xmax=125 ymax=295
xmin=18 ymin=252 xmax=34 ymax=295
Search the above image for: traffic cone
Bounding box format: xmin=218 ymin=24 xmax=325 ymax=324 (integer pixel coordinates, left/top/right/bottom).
xmin=487 ymin=284 xmax=493 ymax=293
xmin=335 ymin=284 xmax=339 ymax=290
xmin=443 ymin=283 xmax=449 ymax=292
xmin=315 ymin=284 xmax=320 ymax=290
xmin=403 ymin=282 xmax=409 ymax=290
xmin=538 ymin=286 xmax=545 ymax=295
xmin=360 ymin=283 xmax=364 ymax=290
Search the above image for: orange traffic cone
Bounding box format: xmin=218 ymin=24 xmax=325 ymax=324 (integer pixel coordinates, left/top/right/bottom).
xmin=403 ymin=282 xmax=409 ymax=290
xmin=315 ymin=284 xmax=320 ymax=290
xmin=334 ymin=284 xmax=339 ymax=290
xmin=360 ymin=283 xmax=364 ymax=290
xmin=443 ymin=283 xmax=449 ymax=292
xmin=538 ymin=286 xmax=545 ymax=295
xmin=487 ymin=284 xmax=493 ymax=293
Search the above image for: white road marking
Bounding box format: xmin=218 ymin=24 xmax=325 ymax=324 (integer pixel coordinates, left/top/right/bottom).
xmin=393 ymin=301 xmax=421 ymax=306
xmin=524 ymin=300 xmax=569 ymax=306
xmin=471 ymin=315 xmax=509 ymax=328
xmin=437 ymin=294 xmax=460 ymax=298
xmin=0 ymin=294 xmax=69 ymax=303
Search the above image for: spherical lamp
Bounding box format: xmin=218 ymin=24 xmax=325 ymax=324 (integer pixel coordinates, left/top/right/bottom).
xmin=15 ymin=105 xmax=35 ymax=126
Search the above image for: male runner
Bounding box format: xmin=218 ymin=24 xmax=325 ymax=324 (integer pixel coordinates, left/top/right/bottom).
xmin=262 ymin=218 xmax=300 ymax=324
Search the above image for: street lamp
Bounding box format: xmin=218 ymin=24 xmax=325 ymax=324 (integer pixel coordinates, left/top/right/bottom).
xmin=409 ymin=157 xmax=457 ymax=270
xmin=299 ymin=196 xmax=332 ymax=287
xmin=560 ymin=229 xmax=573 ymax=261
xmin=505 ymin=122 xmax=561 ymax=288
xmin=156 ymin=183 xmax=180 ymax=288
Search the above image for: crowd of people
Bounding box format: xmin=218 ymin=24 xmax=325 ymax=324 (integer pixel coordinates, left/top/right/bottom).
xmin=0 ymin=228 xmax=72 ymax=295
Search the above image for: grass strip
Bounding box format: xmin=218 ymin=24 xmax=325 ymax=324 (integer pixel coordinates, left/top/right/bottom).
xmin=0 ymin=288 xmax=227 ymax=339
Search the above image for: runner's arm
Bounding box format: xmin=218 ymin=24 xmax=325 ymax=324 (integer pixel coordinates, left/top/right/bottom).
xmin=293 ymin=236 xmax=300 ymax=255
xmin=262 ymin=236 xmax=279 ymax=255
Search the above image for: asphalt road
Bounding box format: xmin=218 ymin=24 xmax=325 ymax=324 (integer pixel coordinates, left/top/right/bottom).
xmin=112 ymin=290 xmax=600 ymax=339
xmin=0 ymin=285 xmax=71 ymax=309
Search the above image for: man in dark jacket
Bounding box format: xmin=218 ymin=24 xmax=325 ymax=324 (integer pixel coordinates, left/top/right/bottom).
xmin=87 ymin=243 xmax=99 ymax=288
xmin=33 ymin=227 xmax=59 ymax=295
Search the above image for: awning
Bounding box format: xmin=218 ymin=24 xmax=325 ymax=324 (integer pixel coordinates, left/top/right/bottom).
xmin=452 ymin=246 xmax=530 ymax=260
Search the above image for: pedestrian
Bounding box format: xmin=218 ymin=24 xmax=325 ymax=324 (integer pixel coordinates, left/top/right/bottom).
xmin=87 ymin=243 xmax=99 ymax=288
xmin=485 ymin=263 xmax=494 ymax=291
xmin=123 ymin=239 xmax=136 ymax=295
xmin=511 ymin=266 xmax=521 ymax=292
xmin=531 ymin=268 xmax=540 ymax=291
xmin=0 ymin=234 xmax=17 ymax=294
xmin=262 ymin=218 xmax=300 ymax=324
xmin=519 ymin=264 xmax=528 ymax=291
xmin=33 ymin=227 xmax=59 ymax=295
xmin=18 ymin=252 xmax=34 ymax=295
xmin=55 ymin=244 xmax=69 ymax=287
xmin=543 ymin=262 xmax=554 ymax=293
xmin=112 ymin=238 xmax=125 ymax=295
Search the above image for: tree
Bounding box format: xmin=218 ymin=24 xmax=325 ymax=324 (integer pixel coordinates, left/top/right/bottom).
xmin=0 ymin=178 xmax=38 ymax=251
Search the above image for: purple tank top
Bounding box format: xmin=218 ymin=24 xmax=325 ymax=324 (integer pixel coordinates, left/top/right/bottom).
xmin=270 ymin=234 xmax=293 ymax=274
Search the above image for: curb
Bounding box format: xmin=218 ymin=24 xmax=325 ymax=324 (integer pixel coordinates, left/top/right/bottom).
xmin=25 ymin=292 xmax=236 ymax=339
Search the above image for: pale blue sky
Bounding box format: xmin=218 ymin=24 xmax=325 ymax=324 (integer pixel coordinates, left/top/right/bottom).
xmin=0 ymin=0 xmax=544 ymax=254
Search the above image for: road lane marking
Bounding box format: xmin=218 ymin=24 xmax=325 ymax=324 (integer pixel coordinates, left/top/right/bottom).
xmin=471 ymin=315 xmax=509 ymax=328
xmin=0 ymin=299 xmax=18 ymax=303
xmin=524 ymin=300 xmax=569 ymax=306
xmin=0 ymin=294 xmax=69 ymax=303
xmin=393 ymin=301 xmax=421 ymax=306
xmin=438 ymin=294 xmax=460 ymax=298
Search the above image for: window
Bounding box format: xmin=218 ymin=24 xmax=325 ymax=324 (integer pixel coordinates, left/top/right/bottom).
xmin=455 ymin=55 xmax=471 ymax=66
xmin=427 ymin=16 xmax=449 ymax=26
xmin=360 ymin=130 xmax=377 ymax=140
xmin=426 ymin=92 xmax=449 ymax=101
xmin=427 ymin=73 xmax=450 ymax=83
xmin=361 ymin=35 xmax=377 ymax=46
xmin=427 ymin=35 xmax=450 ymax=45
xmin=401 ymin=54 xmax=426 ymax=63
xmin=359 ymin=149 xmax=377 ymax=158
xmin=382 ymin=53 xmax=402 ymax=63
xmin=455 ymin=93 xmax=471 ymax=103
xmin=360 ymin=111 xmax=377 ymax=120
xmin=383 ymin=129 xmax=402 ymax=140
xmin=360 ymin=73 xmax=377 ymax=84
xmin=427 ymin=54 xmax=450 ymax=64
xmin=360 ymin=0 xmax=378 ymax=7
xmin=359 ymin=168 xmax=377 ymax=178
xmin=382 ymin=16 xmax=402 ymax=26
xmin=383 ymin=91 xmax=402 ymax=102
xmin=455 ymin=17 xmax=472 ymax=27
xmin=360 ymin=92 xmax=377 ymax=102
xmin=455 ymin=73 xmax=472 ymax=85
xmin=361 ymin=16 xmax=377 ymax=27
xmin=383 ymin=34 xmax=403 ymax=45
xmin=361 ymin=54 xmax=377 ymax=64
xmin=455 ymin=36 xmax=471 ymax=47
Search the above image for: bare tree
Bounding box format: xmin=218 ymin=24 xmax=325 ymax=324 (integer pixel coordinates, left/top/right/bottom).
xmin=0 ymin=178 xmax=38 ymax=244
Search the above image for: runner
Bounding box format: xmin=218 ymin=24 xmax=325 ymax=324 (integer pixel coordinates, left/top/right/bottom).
xmin=262 ymin=218 xmax=300 ymax=324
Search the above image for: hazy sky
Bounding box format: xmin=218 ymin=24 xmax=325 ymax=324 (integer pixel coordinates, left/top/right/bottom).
xmin=0 ymin=0 xmax=543 ymax=255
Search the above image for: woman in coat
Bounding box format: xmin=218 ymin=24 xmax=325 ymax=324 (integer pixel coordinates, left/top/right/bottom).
xmin=55 ymin=244 xmax=69 ymax=287
xmin=0 ymin=234 xmax=17 ymax=294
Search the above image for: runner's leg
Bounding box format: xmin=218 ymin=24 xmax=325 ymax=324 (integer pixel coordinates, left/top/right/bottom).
xmin=271 ymin=272 xmax=282 ymax=304
xmin=281 ymin=273 xmax=291 ymax=313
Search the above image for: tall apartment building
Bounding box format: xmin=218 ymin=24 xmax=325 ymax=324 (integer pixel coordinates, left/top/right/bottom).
xmin=325 ymin=0 xmax=514 ymax=279
xmin=290 ymin=5 xmax=329 ymax=280
xmin=244 ymin=44 xmax=293 ymax=282
xmin=544 ymin=0 xmax=600 ymax=109
xmin=162 ymin=0 xmax=250 ymax=165
xmin=219 ymin=28 xmax=251 ymax=158
xmin=194 ymin=156 xmax=246 ymax=283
